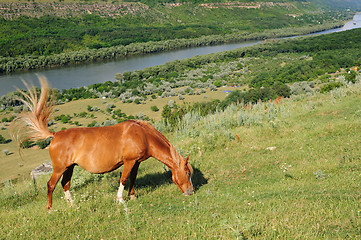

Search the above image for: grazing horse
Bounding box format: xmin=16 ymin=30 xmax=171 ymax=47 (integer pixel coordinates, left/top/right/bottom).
xmin=11 ymin=76 xmax=193 ymax=210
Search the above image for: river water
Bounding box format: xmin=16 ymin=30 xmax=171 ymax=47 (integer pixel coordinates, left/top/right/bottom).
xmin=1 ymin=13 xmax=361 ymax=96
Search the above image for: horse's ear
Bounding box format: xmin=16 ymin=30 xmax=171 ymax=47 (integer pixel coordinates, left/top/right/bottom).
xmin=185 ymin=154 xmax=190 ymax=164
xmin=184 ymin=155 xmax=193 ymax=174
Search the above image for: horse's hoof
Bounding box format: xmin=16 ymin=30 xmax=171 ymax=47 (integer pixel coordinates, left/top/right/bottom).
xmin=117 ymin=198 xmax=125 ymax=204
xmin=130 ymin=195 xmax=136 ymax=200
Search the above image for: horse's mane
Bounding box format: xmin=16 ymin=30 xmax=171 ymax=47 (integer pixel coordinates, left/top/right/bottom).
xmin=132 ymin=120 xmax=182 ymax=166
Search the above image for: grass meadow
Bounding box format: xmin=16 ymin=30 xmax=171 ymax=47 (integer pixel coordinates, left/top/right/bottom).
xmin=1 ymin=84 xmax=361 ymax=239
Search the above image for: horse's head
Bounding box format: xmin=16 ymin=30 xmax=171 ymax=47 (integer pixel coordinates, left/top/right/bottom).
xmin=172 ymin=155 xmax=194 ymax=196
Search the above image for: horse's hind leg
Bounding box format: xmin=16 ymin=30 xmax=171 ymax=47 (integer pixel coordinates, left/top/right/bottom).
xmin=128 ymin=162 xmax=140 ymax=200
xmin=47 ymin=169 xmax=65 ymax=210
xmin=61 ymin=165 xmax=75 ymax=206
xmin=117 ymin=161 xmax=137 ymax=203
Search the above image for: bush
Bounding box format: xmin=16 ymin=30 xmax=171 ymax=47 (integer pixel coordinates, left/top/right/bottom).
xmin=55 ymin=114 xmax=72 ymax=123
xmin=213 ymin=80 xmax=222 ymax=87
xmin=21 ymin=140 xmax=34 ymax=149
xmin=151 ymin=105 xmax=159 ymax=112
xmin=91 ymin=106 xmax=99 ymax=111
xmin=320 ymin=82 xmax=343 ymax=93
xmin=1 ymin=116 xmax=15 ymax=122
xmin=87 ymin=120 xmax=97 ymax=127
xmin=106 ymin=103 xmax=115 ymax=110
xmin=78 ymin=111 xmax=87 ymax=118
xmin=113 ymin=109 xmax=125 ymax=118
xmin=61 ymin=115 xmax=70 ymax=124
xmin=3 ymin=149 xmax=9 ymax=156
xmin=345 ymin=70 xmax=357 ymax=83
xmin=36 ymin=138 xmax=52 ymax=149
xmin=0 ymin=134 xmax=7 ymax=144
xmin=220 ymin=84 xmax=291 ymax=109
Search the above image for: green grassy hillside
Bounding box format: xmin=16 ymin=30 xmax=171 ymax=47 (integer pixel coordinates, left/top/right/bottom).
xmin=1 ymin=81 xmax=361 ymax=238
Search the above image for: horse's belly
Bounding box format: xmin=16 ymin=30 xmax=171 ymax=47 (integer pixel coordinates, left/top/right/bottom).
xmin=75 ymin=152 xmax=123 ymax=174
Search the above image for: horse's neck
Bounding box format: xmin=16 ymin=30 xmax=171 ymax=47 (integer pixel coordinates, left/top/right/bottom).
xmin=135 ymin=120 xmax=182 ymax=171
xmin=150 ymin=134 xmax=181 ymax=171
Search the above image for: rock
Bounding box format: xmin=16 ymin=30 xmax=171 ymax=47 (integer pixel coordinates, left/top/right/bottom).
xmin=265 ymin=146 xmax=277 ymax=151
xmin=30 ymin=162 xmax=53 ymax=180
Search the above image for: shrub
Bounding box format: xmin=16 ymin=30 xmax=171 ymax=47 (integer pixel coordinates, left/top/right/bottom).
xmin=21 ymin=140 xmax=34 ymax=149
xmin=219 ymin=84 xmax=291 ymax=109
xmin=320 ymin=82 xmax=343 ymax=93
xmin=213 ymin=80 xmax=222 ymax=87
xmin=151 ymin=105 xmax=159 ymax=112
xmin=91 ymin=106 xmax=99 ymax=111
xmin=78 ymin=111 xmax=87 ymax=118
xmin=61 ymin=115 xmax=70 ymax=124
xmin=36 ymin=138 xmax=52 ymax=149
xmin=345 ymin=70 xmax=357 ymax=83
xmin=3 ymin=149 xmax=9 ymax=156
xmin=106 ymin=103 xmax=115 ymax=110
xmin=55 ymin=114 xmax=72 ymax=123
xmin=103 ymin=120 xmax=117 ymax=126
xmin=113 ymin=109 xmax=125 ymax=118
xmin=0 ymin=134 xmax=7 ymax=144
xmin=87 ymin=120 xmax=97 ymax=127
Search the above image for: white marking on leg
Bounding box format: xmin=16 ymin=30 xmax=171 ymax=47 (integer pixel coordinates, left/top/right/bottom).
xmin=64 ymin=190 xmax=73 ymax=206
xmin=117 ymin=184 xmax=125 ymax=203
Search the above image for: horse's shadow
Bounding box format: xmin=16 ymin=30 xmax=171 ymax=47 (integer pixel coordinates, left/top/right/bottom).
xmin=124 ymin=167 xmax=208 ymax=193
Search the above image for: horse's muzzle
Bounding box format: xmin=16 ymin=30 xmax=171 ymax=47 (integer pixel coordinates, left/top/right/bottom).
xmin=183 ymin=188 xmax=194 ymax=196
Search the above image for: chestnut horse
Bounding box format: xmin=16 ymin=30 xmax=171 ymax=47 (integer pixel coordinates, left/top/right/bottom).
xmin=11 ymin=76 xmax=193 ymax=210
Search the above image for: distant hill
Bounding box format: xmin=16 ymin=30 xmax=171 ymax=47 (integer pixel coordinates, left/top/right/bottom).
xmin=310 ymin=0 xmax=361 ymax=9
xmin=127 ymin=0 xmax=361 ymax=9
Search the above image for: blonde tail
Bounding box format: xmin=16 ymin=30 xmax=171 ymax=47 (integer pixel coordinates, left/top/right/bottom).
xmin=11 ymin=75 xmax=55 ymax=148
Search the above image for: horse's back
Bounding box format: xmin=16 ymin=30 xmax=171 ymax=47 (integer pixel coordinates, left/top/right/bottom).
xmin=49 ymin=121 xmax=150 ymax=173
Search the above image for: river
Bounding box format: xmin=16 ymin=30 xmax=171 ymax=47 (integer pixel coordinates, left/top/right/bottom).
xmin=1 ymin=13 xmax=361 ymax=96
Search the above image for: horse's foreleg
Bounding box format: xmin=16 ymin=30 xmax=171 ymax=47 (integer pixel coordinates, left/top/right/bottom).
xmin=61 ymin=165 xmax=75 ymax=207
xmin=47 ymin=170 xmax=65 ymax=210
xmin=117 ymin=161 xmax=137 ymax=203
xmin=128 ymin=162 xmax=140 ymax=200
